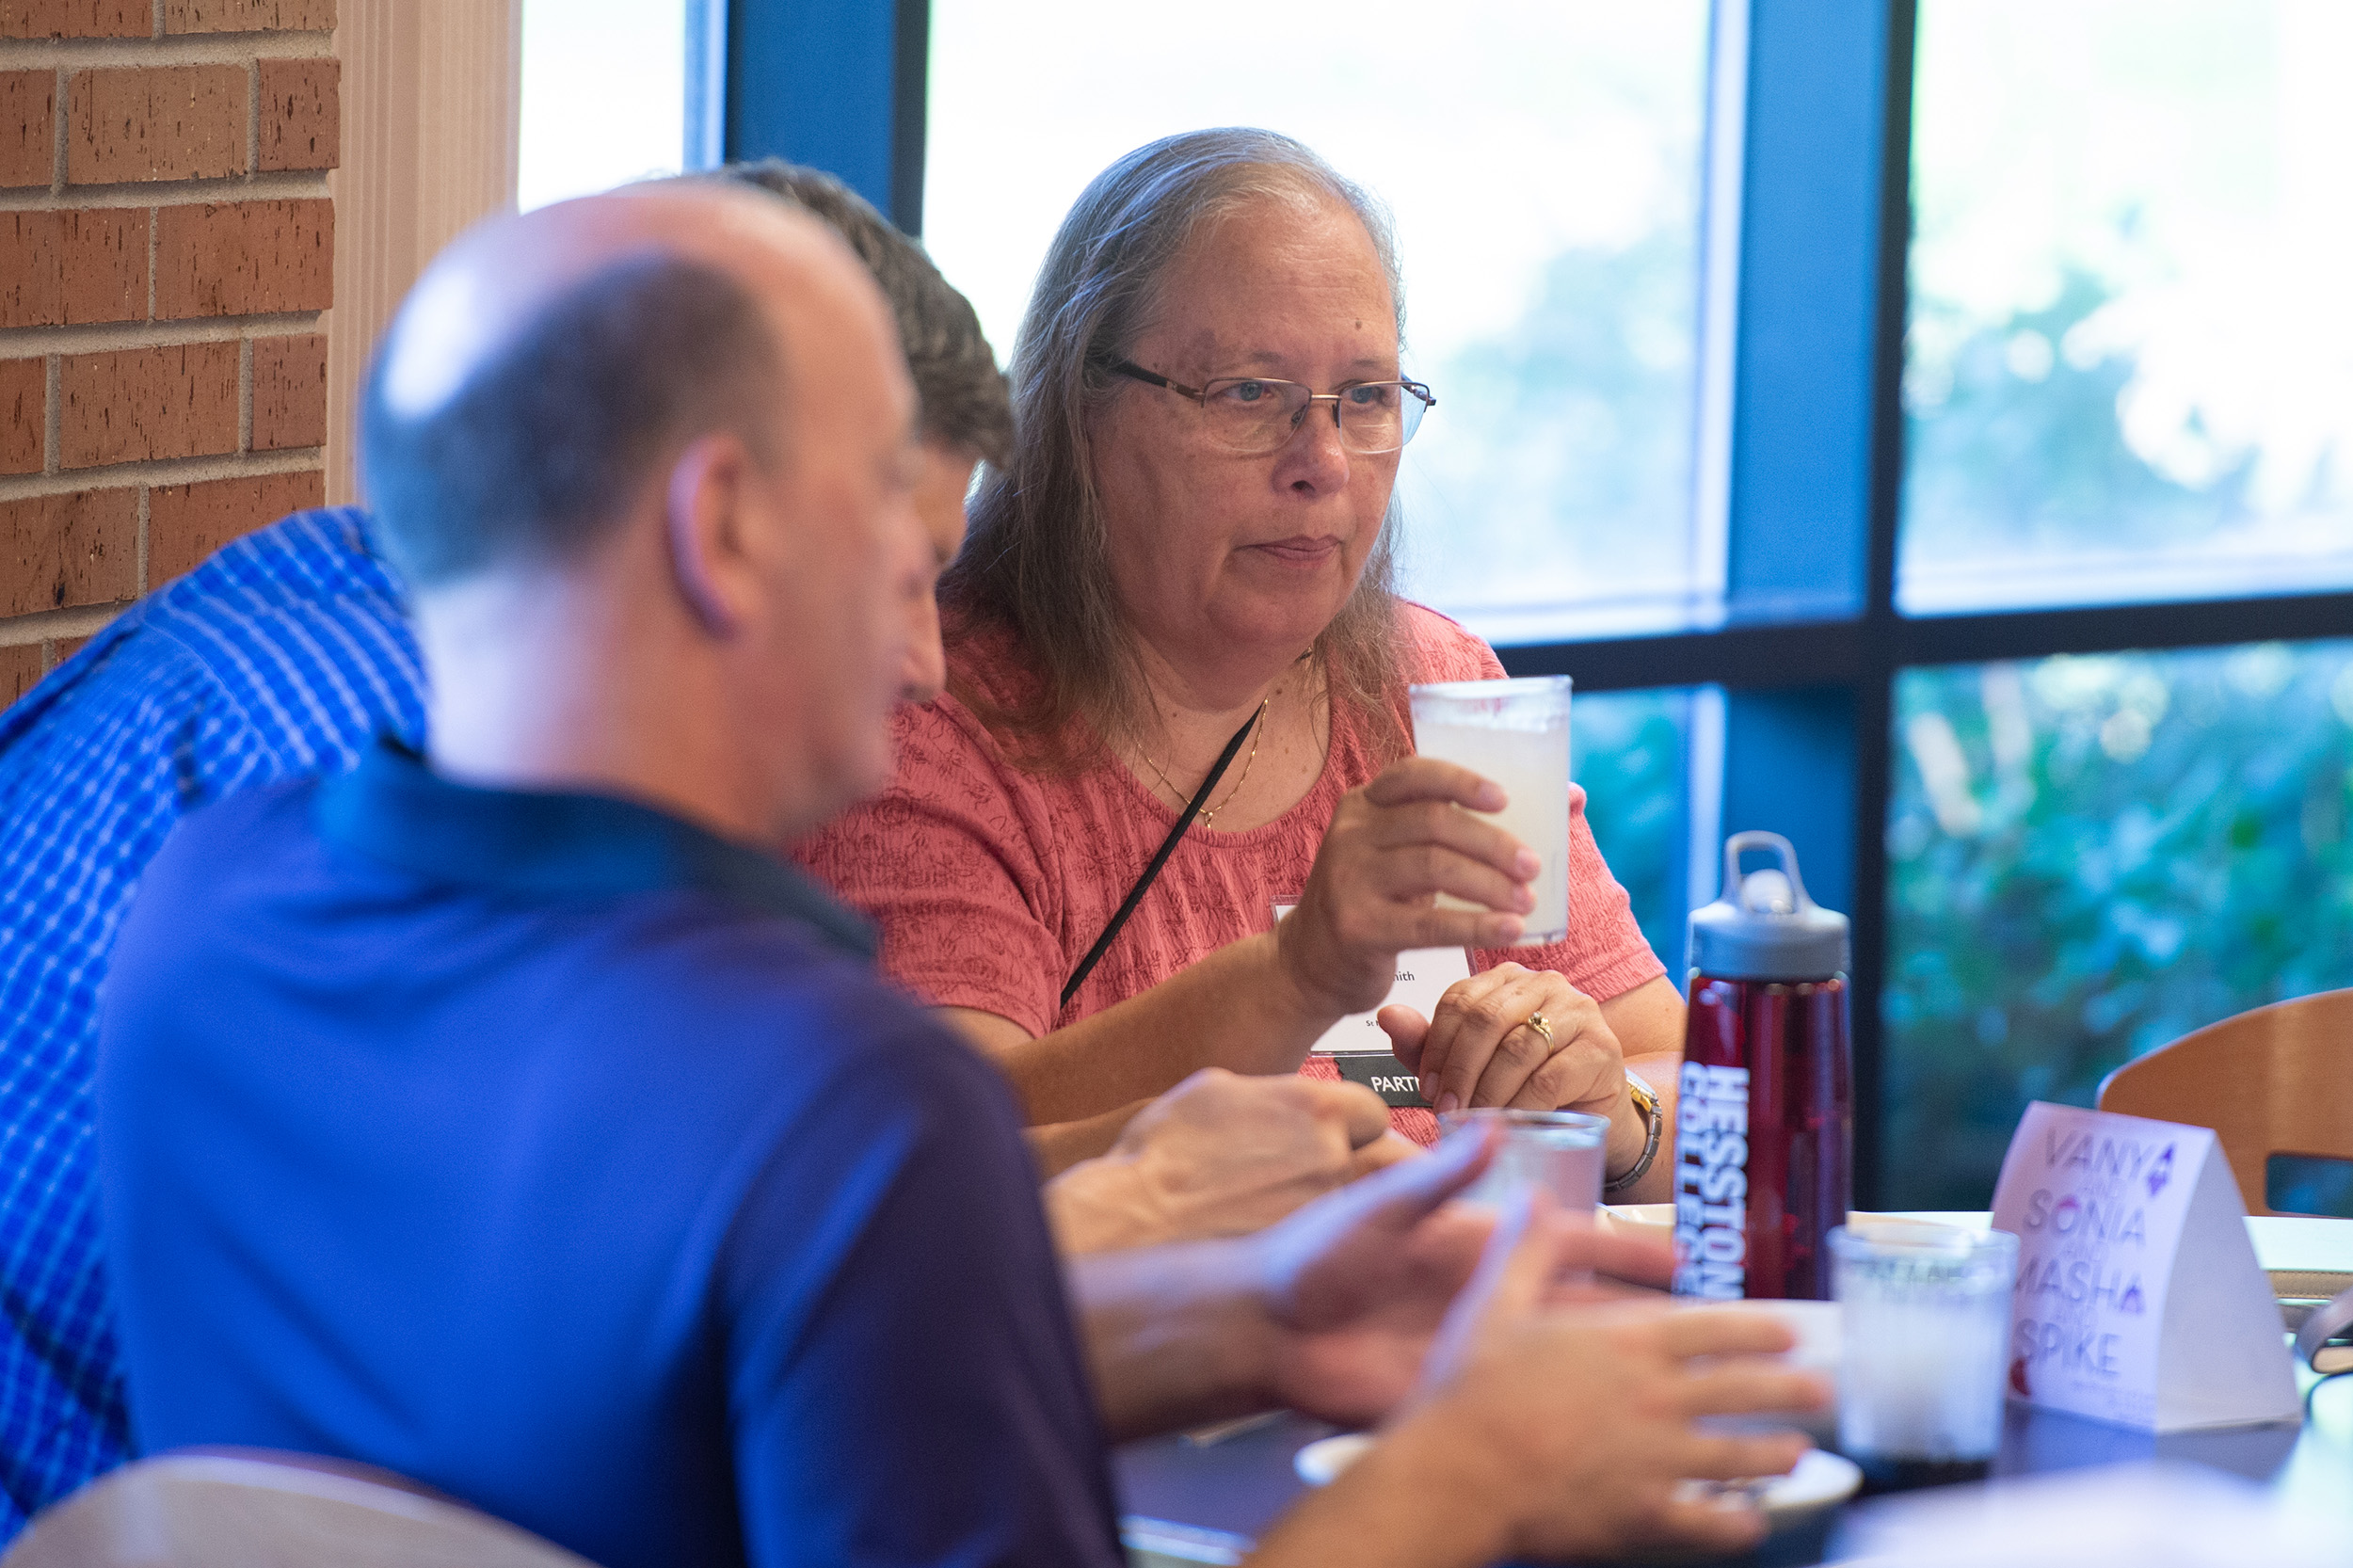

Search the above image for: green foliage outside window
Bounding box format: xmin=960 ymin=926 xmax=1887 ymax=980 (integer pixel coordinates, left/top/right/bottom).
xmin=1884 ymin=641 xmax=2353 ymax=1209
xmin=1410 ymin=233 xmax=1701 ymax=620
xmin=1573 ymin=690 xmax=1689 ymax=977
xmin=1904 ymin=265 xmax=2256 ymax=561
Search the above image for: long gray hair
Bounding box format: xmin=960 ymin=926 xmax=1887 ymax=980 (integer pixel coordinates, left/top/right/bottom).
xmin=940 ymin=127 xmax=1409 ymax=769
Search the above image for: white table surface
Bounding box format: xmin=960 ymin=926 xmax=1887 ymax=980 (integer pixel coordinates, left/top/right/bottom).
xmin=1601 ymin=1206 xmax=2353 ymax=1275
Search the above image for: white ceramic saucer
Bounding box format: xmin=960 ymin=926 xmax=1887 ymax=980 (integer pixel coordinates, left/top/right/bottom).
xmin=1673 ymin=1448 xmax=1862 ymax=1525
xmin=1293 ymin=1432 xmax=1376 ymax=1486
xmin=1295 ymin=1433 xmax=1859 ymax=1529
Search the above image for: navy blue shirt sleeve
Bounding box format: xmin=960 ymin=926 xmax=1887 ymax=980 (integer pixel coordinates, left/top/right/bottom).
xmin=719 ymin=1009 xmax=1124 ymax=1568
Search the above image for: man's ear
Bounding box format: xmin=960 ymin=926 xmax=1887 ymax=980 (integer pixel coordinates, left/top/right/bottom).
xmin=664 ymin=433 xmax=762 ymax=636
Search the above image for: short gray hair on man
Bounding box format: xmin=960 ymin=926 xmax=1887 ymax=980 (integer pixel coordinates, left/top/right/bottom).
xmin=716 ymin=159 xmax=1013 ymax=469
xmin=943 ymin=127 xmax=1408 ymax=767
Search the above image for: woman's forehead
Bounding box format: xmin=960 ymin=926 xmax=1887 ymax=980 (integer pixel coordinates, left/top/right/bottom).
xmin=1146 ymin=196 xmax=1397 ymax=354
xmin=1182 ymin=192 xmax=1384 ymax=286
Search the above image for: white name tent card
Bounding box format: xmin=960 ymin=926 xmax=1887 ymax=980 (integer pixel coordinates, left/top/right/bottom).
xmin=1990 ymin=1102 xmax=2299 ymax=1432
xmin=1272 ymin=902 xmax=1471 ymax=1107
xmin=1270 ymin=901 xmax=1473 ymax=1057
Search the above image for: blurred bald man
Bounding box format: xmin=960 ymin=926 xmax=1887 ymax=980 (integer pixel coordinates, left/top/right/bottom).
xmin=96 ymin=188 xmax=1114 ymax=1567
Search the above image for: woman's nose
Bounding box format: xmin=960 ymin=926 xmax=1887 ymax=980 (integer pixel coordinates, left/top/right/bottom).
xmin=1277 ymin=406 xmax=1352 ymax=494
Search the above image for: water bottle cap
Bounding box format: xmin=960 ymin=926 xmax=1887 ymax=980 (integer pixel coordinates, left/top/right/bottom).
xmin=1688 ymin=831 xmax=1850 ymax=981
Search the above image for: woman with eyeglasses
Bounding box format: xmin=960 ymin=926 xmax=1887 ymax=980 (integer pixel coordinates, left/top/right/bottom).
xmin=796 ymin=129 xmax=1686 ymax=1197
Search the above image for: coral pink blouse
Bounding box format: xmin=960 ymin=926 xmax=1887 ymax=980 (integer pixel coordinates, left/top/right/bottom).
xmin=793 ymin=603 xmax=1665 ymax=1143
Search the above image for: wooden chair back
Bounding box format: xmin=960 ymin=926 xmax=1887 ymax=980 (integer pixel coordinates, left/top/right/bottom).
xmin=0 ymin=1449 xmax=600 ymax=1568
xmin=2097 ymin=987 xmax=2353 ymax=1217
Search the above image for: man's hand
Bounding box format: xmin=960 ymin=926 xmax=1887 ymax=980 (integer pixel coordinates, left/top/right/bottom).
xmin=1044 ymin=1069 xmax=1413 ymax=1255
xmin=1245 ymin=1125 xmax=1672 ymax=1427
xmin=1067 ymin=1126 xmax=1720 ymax=1445
xmin=1379 ymin=1195 xmax=1827 ymax=1566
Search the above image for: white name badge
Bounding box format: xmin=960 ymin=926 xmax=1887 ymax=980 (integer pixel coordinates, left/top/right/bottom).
xmin=1270 ymin=900 xmax=1472 ymax=1057
xmin=1990 ymin=1102 xmax=2300 ymax=1433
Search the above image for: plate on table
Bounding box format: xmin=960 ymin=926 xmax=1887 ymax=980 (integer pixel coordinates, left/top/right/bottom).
xmin=1674 ymin=1448 xmax=1862 ymax=1526
xmin=1598 ymin=1206 xmax=1990 ymax=1245
xmin=1293 ymin=1432 xmax=1375 ymax=1486
xmin=1296 ymin=1432 xmax=1860 ymax=1528
xmin=1599 ymin=1202 xmax=1674 ymax=1244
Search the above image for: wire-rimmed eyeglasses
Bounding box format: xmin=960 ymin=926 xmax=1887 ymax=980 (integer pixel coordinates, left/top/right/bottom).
xmin=1109 ymin=359 xmax=1435 ymax=456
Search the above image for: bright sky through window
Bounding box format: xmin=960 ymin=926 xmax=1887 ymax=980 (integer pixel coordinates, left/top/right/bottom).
xmin=518 ymin=0 xmax=691 ymax=215
xmin=1901 ymin=0 xmax=2353 ymax=612
xmin=924 ymin=3 xmax=1715 ymax=643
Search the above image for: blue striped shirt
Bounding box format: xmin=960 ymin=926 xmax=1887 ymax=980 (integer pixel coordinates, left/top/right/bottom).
xmin=0 ymin=508 xmax=423 ymax=1534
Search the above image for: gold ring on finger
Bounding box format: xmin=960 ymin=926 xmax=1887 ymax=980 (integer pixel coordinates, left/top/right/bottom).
xmin=1522 ymin=1012 xmax=1554 ymax=1048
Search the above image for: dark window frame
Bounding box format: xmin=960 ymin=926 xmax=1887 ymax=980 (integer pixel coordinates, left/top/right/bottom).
xmin=732 ymin=0 xmax=2353 ymax=1205
xmin=724 ymin=0 xmax=932 ymax=233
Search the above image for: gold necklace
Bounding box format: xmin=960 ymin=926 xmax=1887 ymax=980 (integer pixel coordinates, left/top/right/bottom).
xmin=1138 ymin=694 xmax=1270 ymax=828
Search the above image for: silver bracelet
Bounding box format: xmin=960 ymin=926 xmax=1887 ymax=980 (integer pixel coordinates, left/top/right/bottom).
xmin=1603 ymin=1069 xmax=1662 ymax=1199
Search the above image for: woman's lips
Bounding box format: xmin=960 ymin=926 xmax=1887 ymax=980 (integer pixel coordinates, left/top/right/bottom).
xmin=1248 ymin=536 xmax=1344 ymax=567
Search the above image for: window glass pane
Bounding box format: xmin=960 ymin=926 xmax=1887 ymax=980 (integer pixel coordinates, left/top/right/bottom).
xmin=518 ymin=0 xmax=691 ymax=213
xmin=924 ymin=5 xmax=1716 ymax=643
xmin=1574 ymin=690 xmax=1692 ymax=972
xmin=2266 ymin=1153 xmax=2353 ymax=1220
xmin=1883 ymin=640 xmax=2353 ymax=1208
xmin=1900 ymin=1 xmax=2353 ymax=614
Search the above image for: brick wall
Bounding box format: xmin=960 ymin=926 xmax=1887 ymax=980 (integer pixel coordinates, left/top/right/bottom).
xmin=0 ymin=0 xmax=336 ymax=706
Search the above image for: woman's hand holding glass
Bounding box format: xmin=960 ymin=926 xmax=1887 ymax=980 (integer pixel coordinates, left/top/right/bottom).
xmin=1274 ymin=757 xmax=1541 ymax=1020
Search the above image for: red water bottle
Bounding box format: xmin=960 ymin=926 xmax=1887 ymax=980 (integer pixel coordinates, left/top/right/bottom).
xmin=1673 ymin=831 xmax=1852 ymax=1302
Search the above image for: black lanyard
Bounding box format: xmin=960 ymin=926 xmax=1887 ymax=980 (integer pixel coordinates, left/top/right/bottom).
xmin=1060 ymin=710 xmax=1260 ymax=1009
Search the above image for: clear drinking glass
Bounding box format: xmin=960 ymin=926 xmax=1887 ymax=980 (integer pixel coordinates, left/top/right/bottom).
xmin=1409 ymin=676 xmax=1573 ymax=944
xmin=1830 ymin=1222 xmax=2019 ymax=1490
xmin=1438 ymin=1108 xmax=1607 ymax=1212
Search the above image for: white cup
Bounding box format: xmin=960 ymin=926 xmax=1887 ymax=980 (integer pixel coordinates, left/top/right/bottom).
xmin=1830 ymin=1222 xmax=2019 ymax=1482
xmin=1408 ymin=676 xmax=1572 ymax=945
xmin=1438 ymin=1108 xmax=1608 ymax=1212
xmin=1686 ymin=1297 xmax=1843 ymax=1444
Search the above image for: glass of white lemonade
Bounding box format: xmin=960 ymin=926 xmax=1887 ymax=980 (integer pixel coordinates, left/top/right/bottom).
xmin=1408 ymin=675 xmax=1573 ymax=944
